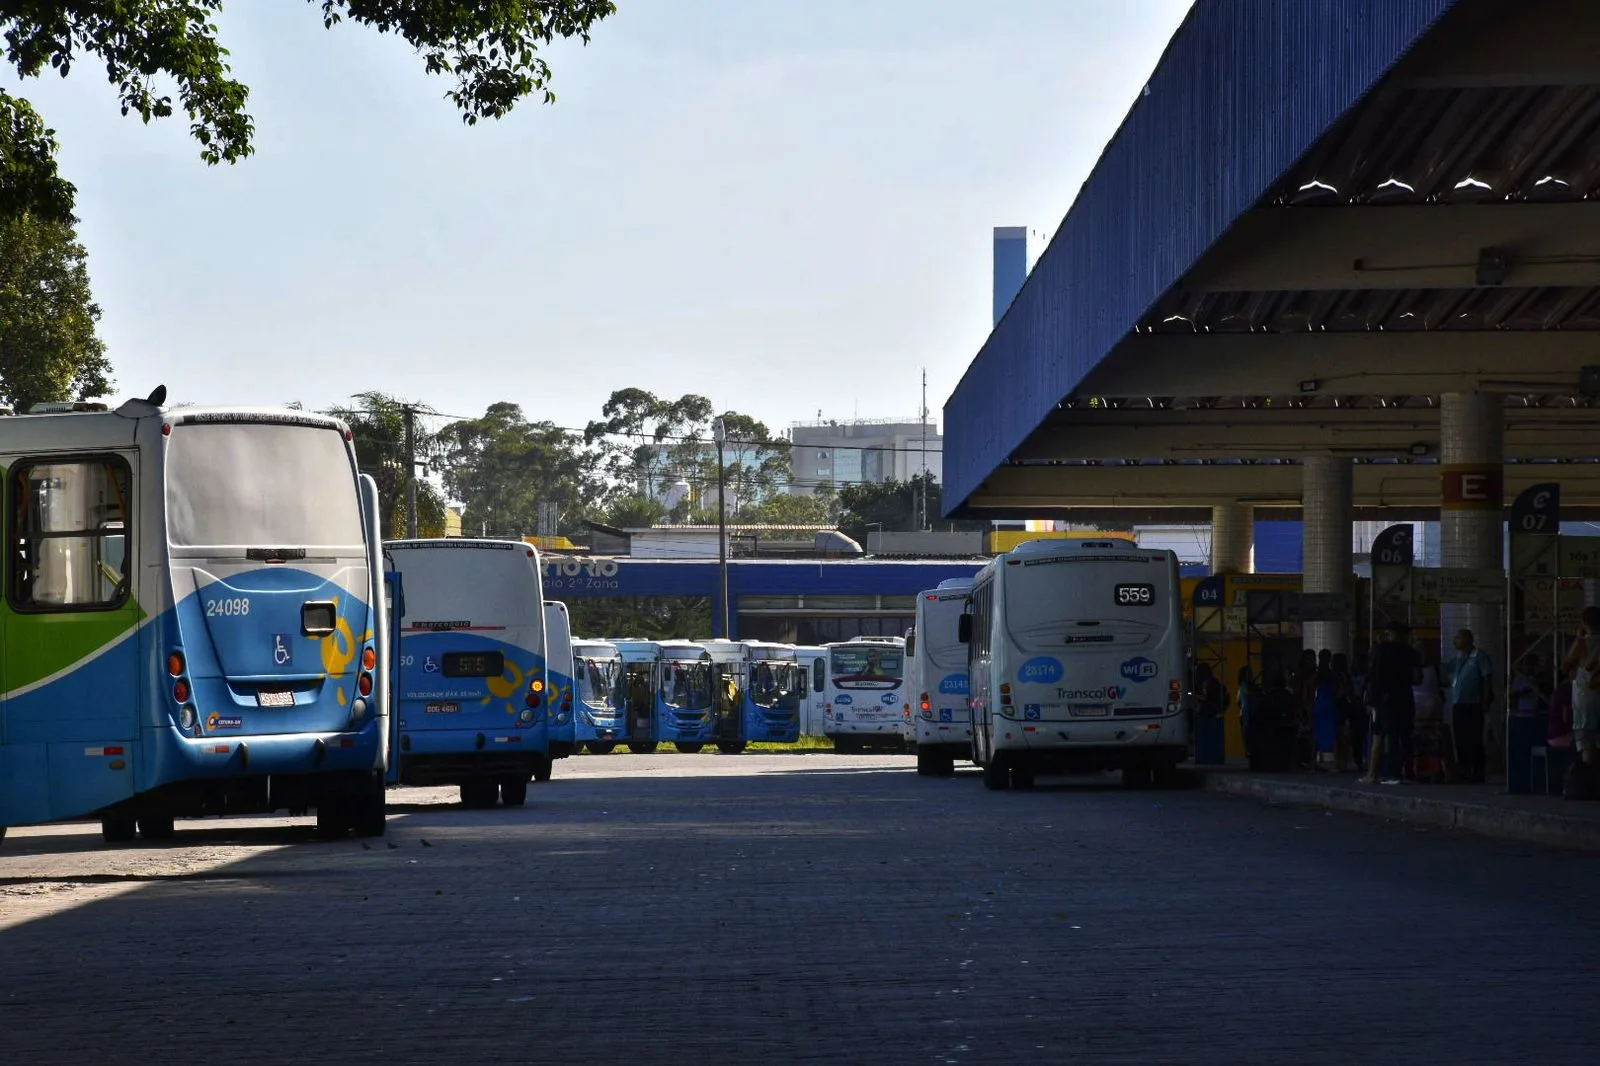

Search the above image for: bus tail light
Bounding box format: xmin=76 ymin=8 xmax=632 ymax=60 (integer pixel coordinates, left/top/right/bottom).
xmin=167 ymin=651 xmax=185 ymax=677
xmin=361 ymin=646 xmax=377 ymax=671
xmin=358 ymin=672 xmax=373 ymax=697
xmin=1000 ymin=682 xmax=1012 ymax=707
xmin=173 ymin=678 xmax=191 ymax=704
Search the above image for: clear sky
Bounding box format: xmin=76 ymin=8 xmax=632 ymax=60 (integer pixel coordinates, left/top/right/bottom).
xmin=9 ymin=0 xmax=1193 ymax=435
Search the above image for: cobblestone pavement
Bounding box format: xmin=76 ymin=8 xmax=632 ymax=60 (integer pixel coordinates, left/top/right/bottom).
xmin=1 ymin=752 xmax=1597 ymax=1064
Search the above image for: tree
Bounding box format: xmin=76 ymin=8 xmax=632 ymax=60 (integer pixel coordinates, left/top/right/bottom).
xmin=737 ymin=492 xmax=831 ymax=525
xmin=834 ymin=474 xmax=984 ymax=544
xmin=585 ymin=388 xmax=714 ymax=501
xmin=325 ymin=391 xmax=446 ymax=539
xmin=436 ymin=402 xmax=597 ymax=538
xmin=601 ymin=494 xmax=666 ymax=530
xmin=0 ymin=210 xmax=110 ymax=410
xmin=701 ymin=411 xmax=793 ymax=518
xmin=0 ymin=1 xmax=617 ymax=221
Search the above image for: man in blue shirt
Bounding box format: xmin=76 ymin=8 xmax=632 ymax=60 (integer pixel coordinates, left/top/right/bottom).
xmin=1446 ymin=628 xmax=1494 ymax=784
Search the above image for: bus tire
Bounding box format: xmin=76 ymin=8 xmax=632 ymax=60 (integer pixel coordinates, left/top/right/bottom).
xmin=626 ymin=741 xmax=658 ymax=755
xmin=101 ymin=815 xmax=138 ymax=844
xmin=351 ymin=781 xmax=388 ymax=838
xmin=138 ymin=815 xmax=176 ymax=841
xmin=0 ymin=826 xmax=6 ymax=845
xmin=716 ymin=740 xmax=746 ymax=755
xmin=915 ymin=747 xmax=935 ymax=775
xmin=532 ymin=757 xmax=553 ymax=782
xmin=1152 ymin=762 xmax=1183 ymax=790
xmin=675 ymin=742 xmax=704 ymax=755
xmin=1010 ymin=764 xmax=1036 ymax=790
xmin=982 ymin=755 xmax=1011 ymax=792
xmin=1121 ymin=766 xmax=1154 ymax=790
xmin=461 ymin=780 xmax=499 ymax=809
xmin=500 ymin=777 xmax=529 ymax=807
xmin=938 ymin=751 xmax=958 ymax=777
xmin=832 ymin=736 xmax=856 ymax=754
xmin=585 ymin=741 xmax=616 ymax=755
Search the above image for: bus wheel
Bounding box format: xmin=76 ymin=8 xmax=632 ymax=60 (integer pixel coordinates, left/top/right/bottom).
xmin=915 ymin=747 xmax=937 ymax=776
xmin=532 ymin=757 xmax=553 ymax=782
xmin=938 ymin=752 xmax=958 ymax=778
xmin=138 ymin=815 xmax=176 ymax=842
xmin=626 ymin=742 xmax=658 ymax=755
xmin=716 ymin=741 xmax=746 ymax=755
xmin=1010 ymin=764 xmax=1036 ymax=791
xmin=585 ymin=741 xmax=616 ymax=755
xmin=0 ymin=826 xmax=6 ymax=845
xmin=832 ymin=737 xmax=855 ymax=754
xmin=1152 ymin=762 xmax=1184 ymax=790
xmin=982 ymin=755 xmax=1011 ymax=792
xmin=101 ymin=815 xmax=138 ymax=844
xmin=675 ymin=742 xmax=704 ymax=755
xmin=351 ymin=780 xmax=388 ymax=838
xmin=1121 ymin=766 xmax=1154 ymax=790
xmin=460 ymin=780 xmax=499 ymax=809
xmin=500 ymin=777 xmax=529 ymax=807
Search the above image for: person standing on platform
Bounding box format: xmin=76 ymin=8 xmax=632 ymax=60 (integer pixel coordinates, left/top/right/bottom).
xmin=1445 ymin=628 xmax=1494 ymax=785
xmin=1363 ymin=622 xmax=1421 ymax=785
xmin=1561 ymin=607 xmax=1600 ymax=796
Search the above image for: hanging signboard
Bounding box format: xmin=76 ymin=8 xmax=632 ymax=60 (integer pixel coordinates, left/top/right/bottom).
xmin=1509 ymin=482 xmax=1561 ymax=578
xmin=1558 ymin=536 xmax=1600 ymax=580
xmin=1410 ymin=567 xmax=1508 ymax=606
xmin=1370 ymin=523 xmax=1414 ymax=605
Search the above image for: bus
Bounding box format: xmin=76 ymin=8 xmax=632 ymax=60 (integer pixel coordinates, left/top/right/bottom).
xmin=657 ymin=639 xmax=717 ymax=753
xmin=610 ymin=640 xmax=661 ymax=753
xmin=571 ymin=639 xmax=624 ymax=753
xmin=909 ymin=579 xmax=974 ymax=777
xmin=961 ymin=538 xmax=1187 ymax=791
xmin=737 ymin=641 xmax=802 ymax=749
xmin=0 ymin=399 xmax=389 ymax=845
xmin=385 ymin=538 xmax=549 ymax=808
xmin=794 ymin=646 xmax=829 ymax=737
xmin=543 ymin=601 xmax=575 ymax=774
xmin=823 ymin=636 xmax=908 ymax=753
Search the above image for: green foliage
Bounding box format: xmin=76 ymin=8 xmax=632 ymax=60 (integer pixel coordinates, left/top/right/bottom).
xmin=737 ymin=491 xmax=831 ymax=525
xmin=325 ymin=391 xmax=446 ymax=539
xmin=567 ymin=596 xmax=711 ymax=643
xmin=0 ymin=210 xmax=110 ymax=410
xmin=585 ymin=388 xmax=714 ymax=501
xmin=702 ymin=411 xmax=793 ymax=517
xmin=436 ymin=401 xmax=597 ymax=538
xmin=0 ymin=1 xmax=616 ymax=220
xmin=600 ymin=493 xmax=666 ymax=530
xmin=835 ymin=473 xmax=981 ymax=544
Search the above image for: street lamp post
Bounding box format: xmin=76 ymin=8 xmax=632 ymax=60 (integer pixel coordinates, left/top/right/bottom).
xmin=713 ymin=416 xmax=730 ymax=638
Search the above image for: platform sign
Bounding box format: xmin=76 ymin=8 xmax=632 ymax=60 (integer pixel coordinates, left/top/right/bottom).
xmin=1409 ymin=568 xmax=1506 ymax=606
xmin=1370 ymin=524 xmax=1414 ymax=605
xmin=1558 ymin=536 xmax=1600 ymax=580
xmin=1509 ymin=483 xmax=1561 ymax=578
xmin=1298 ymin=591 xmax=1351 ymax=622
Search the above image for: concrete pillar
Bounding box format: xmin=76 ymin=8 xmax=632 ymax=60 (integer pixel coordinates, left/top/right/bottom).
xmin=1210 ymin=502 xmax=1254 ymax=575
xmin=1302 ymin=454 xmax=1353 ymax=657
xmin=1439 ymin=391 xmax=1504 ymax=694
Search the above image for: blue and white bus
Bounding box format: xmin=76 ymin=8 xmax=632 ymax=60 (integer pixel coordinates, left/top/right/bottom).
xmin=544 ymin=600 xmax=575 ymax=774
xmin=962 ymin=538 xmax=1188 ymax=790
xmin=657 ymin=639 xmax=717 ymax=753
xmin=823 ymin=636 xmax=908 ymax=753
xmin=0 ymin=399 xmax=389 ymax=845
xmin=386 ymin=538 xmax=549 ymax=807
xmin=909 ymin=578 xmax=974 ymax=777
xmin=734 ymin=641 xmax=801 ymax=749
xmin=610 ymin=640 xmax=661 ymax=753
xmin=571 ymin=639 xmax=624 ymax=753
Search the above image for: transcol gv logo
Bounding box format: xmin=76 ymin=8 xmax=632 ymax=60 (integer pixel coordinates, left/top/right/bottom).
xmin=1120 ymin=657 xmax=1158 ymax=683
xmin=1061 ymin=685 xmax=1124 ymax=701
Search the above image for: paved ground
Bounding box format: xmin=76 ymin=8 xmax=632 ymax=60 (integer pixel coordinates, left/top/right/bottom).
xmin=2 ymin=751 xmax=1597 ymax=1064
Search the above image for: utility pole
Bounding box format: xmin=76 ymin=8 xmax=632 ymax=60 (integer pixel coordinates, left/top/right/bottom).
xmin=919 ymin=368 xmax=929 ymax=531
xmin=403 ymin=405 xmax=419 ymax=538
xmin=713 ymin=416 xmax=730 ymax=639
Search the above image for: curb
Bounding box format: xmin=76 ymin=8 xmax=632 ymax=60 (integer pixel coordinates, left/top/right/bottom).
xmin=1200 ymin=772 xmax=1600 ymax=852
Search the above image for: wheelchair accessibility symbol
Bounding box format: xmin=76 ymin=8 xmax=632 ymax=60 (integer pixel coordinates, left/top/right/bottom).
xmin=423 ymin=656 xmax=440 ymax=674
xmin=273 ymin=634 xmax=292 ymax=666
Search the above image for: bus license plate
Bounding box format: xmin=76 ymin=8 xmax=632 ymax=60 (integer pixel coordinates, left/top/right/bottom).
xmin=1070 ymin=704 xmax=1111 ymax=717
xmin=257 ymin=689 xmax=295 ymax=708
xmin=426 ymin=702 xmax=460 ymax=715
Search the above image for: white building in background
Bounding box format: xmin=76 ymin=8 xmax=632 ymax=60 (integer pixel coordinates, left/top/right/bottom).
xmin=788 ymin=418 xmax=942 ymax=496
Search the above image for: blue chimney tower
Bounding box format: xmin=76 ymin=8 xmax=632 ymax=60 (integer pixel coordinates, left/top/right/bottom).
xmin=992 ymin=226 xmax=1028 ymax=327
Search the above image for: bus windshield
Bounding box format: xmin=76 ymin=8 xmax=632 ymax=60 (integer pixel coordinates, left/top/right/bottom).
xmin=830 ymin=646 xmax=903 ymax=689
xmin=166 ymin=422 xmax=363 ymax=549
xmin=661 ymin=662 xmax=712 ymax=709
xmin=1006 ymin=555 xmax=1170 ymax=651
xmin=577 ymin=658 xmax=619 ymax=709
xmin=749 ymin=662 xmax=799 ymax=709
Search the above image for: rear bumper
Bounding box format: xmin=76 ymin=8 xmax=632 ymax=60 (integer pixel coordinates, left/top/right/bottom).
xmin=399 ymin=726 xmax=549 ymax=757
xmin=156 ymin=721 xmax=383 ymax=780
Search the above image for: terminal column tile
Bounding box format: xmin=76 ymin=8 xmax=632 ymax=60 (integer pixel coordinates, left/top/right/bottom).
xmin=1302 ymin=455 xmax=1353 ymax=657
xmin=1210 ymin=502 xmax=1254 ymax=575
xmin=1440 ymin=391 xmax=1505 ymax=692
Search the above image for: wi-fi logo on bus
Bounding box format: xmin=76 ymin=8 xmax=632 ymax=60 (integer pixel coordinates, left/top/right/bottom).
xmin=1120 ymin=657 xmax=1158 ymax=683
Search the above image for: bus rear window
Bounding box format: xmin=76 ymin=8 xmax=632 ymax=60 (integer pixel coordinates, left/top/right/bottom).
xmin=830 ymin=647 xmax=903 ymax=687
xmin=166 ymin=423 xmax=363 ymax=549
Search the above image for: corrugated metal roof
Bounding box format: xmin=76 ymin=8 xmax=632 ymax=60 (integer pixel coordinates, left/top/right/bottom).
xmin=943 ymin=0 xmax=1459 ymax=512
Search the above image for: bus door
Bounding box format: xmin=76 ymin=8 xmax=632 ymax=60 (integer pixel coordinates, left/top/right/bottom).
xmin=714 ymin=662 xmax=743 ymax=744
xmin=3 ymin=454 xmax=141 ymax=825
xmin=625 ymin=660 xmax=656 ymax=742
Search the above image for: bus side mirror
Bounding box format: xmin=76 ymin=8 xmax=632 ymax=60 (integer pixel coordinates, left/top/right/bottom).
xmin=958 ymin=614 xmax=972 ymax=644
